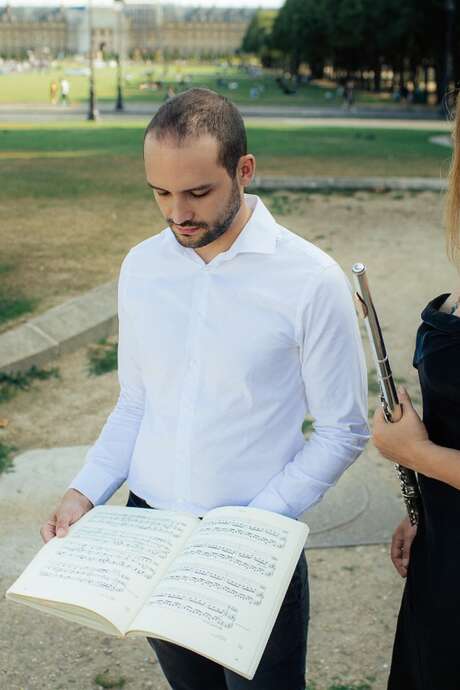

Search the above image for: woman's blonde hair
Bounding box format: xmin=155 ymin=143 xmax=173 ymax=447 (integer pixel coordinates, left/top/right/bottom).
xmin=445 ymin=94 xmax=460 ymax=266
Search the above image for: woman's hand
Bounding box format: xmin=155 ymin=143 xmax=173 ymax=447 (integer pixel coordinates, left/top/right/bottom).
xmin=372 ymin=387 xmax=430 ymax=471
xmin=390 ymin=516 xmax=418 ymax=577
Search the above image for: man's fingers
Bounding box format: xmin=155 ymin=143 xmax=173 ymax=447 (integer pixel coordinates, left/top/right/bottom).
xmin=55 ymin=513 xmax=72 ymax=538
xmin=40 ymin=514 xmax=58 ymax=543
xmin=40 ymin=524 xmax=56 ymax=543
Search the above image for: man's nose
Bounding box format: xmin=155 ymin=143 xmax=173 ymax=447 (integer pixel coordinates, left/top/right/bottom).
xmin=170 ymin=199 xmax=193 ymax=226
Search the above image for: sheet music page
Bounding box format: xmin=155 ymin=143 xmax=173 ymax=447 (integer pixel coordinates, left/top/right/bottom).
xmin=128 ymin=506 xmax=309 ymax=678
xmin=6 ymin=505 xmax=198 ymax=634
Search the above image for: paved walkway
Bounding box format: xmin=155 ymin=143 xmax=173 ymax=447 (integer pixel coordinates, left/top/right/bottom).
xmin=0 ymin=101 xmax=450 ymax=124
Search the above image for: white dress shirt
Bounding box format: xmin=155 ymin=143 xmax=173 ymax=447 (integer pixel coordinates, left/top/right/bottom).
xmin=70 ymin=194 xmax=369 ymax=518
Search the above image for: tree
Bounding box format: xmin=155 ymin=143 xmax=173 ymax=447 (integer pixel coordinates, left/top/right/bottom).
xmin=267 ymin=0 xmax=456 ymax=102
xmin=298 ymin=0 xmax=331 ymax=79
xmin=241 ymin=10 xmax=277 ymax=55
xmin=326 ymin=0 xmax=367 ymax=75
xmin=269 ymin=0 xmax=331 ymax=78
xmin=270 ymin=0 xmax=306 ymax=76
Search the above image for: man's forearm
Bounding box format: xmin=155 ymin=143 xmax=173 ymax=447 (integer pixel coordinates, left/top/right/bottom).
xmin=68 ymin=388 xmax=144 ymax=505
xmin=249 ymin=422 xmax=369 ymax=518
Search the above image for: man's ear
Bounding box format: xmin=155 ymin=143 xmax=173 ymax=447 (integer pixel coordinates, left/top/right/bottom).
xmin=238 ymin=154 xmax=256 ymax=187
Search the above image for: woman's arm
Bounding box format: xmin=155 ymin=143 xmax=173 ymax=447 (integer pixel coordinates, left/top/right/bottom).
xmin=373 ymin=387 xmax=460 ymax=490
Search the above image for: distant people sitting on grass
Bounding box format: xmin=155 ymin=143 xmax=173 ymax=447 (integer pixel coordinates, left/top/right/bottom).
xmin=275 ymin=76 xmax=296 ymax=95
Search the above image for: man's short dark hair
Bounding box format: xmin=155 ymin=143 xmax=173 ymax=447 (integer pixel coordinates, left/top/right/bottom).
xmin=144 ymin=88 xmax=247 ymax=179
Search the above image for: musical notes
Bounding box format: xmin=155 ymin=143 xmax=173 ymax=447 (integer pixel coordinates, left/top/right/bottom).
xmin=35 ymin=507 xmax=196 ymax=596
xmin=160 ymin=562 xmax=266 ymax=606
xmin=181 ymin=540 xmax=278 ymax=577
xmin=88 ymin=510 xmax=189 ymax=539
xmin=149 ymin=588 xmax=238 ymax=630
xmin=198 ymin=519 xmax=288 ymax=550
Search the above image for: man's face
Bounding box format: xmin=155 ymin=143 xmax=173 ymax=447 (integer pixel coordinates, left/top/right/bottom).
xmin=144 ymin=133 xmax=242 ymax=249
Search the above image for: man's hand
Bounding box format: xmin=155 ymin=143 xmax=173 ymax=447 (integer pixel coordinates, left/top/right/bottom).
xmin=41 ymin=488 xmax=93 ymax=543
xmin=373 ymin=387 xmax=430 ymax=470
xmin=390 ymin=516 xmax=418 ymax=578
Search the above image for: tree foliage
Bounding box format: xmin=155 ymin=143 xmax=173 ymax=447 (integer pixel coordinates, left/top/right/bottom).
xmin=241 ymin=10 xmax=277 ymax=55
xmin=245 ymin=0 xmax=458 ymax=103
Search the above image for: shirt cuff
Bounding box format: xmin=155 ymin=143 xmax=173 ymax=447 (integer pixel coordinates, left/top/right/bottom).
xmin=248 ymin=487 xmax=296 ymax=519
xmin=68 ymin=463 xmax=126 ymax=506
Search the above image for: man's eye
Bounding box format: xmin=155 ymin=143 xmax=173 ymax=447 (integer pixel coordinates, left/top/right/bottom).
xmin=191 ymin=191 xmax=209 ymax=198
xmin=156 ymin=191 xmax=169 ymax=197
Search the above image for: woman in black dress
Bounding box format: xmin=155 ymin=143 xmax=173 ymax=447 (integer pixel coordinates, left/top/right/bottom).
xmin=373 ymin=113 xmax=460 ymax=689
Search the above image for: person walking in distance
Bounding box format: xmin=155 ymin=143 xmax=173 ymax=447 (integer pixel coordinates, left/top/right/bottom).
xmin=60 ymin=78 xmax=70 ymax=106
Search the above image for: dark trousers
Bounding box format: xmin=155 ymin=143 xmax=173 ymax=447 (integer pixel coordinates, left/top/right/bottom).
xmin=127 ymin=491 xmax=309 ymax=690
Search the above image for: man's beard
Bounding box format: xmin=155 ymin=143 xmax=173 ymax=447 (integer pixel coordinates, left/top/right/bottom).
xmin=169 ymin=178 xmax=241 ymax=249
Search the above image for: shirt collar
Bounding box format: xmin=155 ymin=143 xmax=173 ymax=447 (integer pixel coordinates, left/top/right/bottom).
xmin=165 ymin=193 xmax=279 ymax=264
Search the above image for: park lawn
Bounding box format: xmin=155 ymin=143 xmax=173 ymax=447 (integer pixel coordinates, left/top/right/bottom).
xmin=0 ymin=59 xmax=422 ymax=109
xmin=0 ymin=121 xmax=451 ymax=332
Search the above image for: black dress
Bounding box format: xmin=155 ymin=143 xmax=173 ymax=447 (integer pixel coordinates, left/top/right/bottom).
xmin=388 ymin=294 xmax=460 ymax=690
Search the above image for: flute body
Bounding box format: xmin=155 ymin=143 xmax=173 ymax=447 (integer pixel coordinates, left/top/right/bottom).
xmin=352 ymin=262 xmax=420 ymax=526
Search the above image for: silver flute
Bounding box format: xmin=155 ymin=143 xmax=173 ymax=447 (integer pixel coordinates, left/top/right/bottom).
xmin=352 ymin=262 xmax=420 ymax=526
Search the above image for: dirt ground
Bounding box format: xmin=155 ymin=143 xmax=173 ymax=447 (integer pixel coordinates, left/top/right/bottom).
xmin=1 ymin=191 xmax=458 ymax=690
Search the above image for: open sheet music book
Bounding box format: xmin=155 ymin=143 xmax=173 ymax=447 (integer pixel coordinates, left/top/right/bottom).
xmin=6 ymin=505 xmax=309 ymax=680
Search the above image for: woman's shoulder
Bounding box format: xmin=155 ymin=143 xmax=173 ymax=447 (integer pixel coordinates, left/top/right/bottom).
xmin=438 ymin=289 xmax=460 ymax=317
xmin=413 ymin=290 xmax=460 ymax=368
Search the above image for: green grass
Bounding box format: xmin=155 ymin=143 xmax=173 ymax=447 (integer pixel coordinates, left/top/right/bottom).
xmin=0 ymin=440 xmax=15 ymax=475
xmin=0 ymin=365 xmax=60 ymax=403
xmin=0 ymin=122 xmax=451 ymax=191
xmin=93 ymin=672 xmax=126 ymax=689
xmin=0 ymin=119 xmax=449 ymax=331
xmin=0 ymin=293 xmax=37 ymax=325
xmin=0 ymin=59 xmax=429 ymax=110
xmin=0 ymin=263 xmax=38 ymax=326
xmin=87 ymin=339 xmax=118 ymax=376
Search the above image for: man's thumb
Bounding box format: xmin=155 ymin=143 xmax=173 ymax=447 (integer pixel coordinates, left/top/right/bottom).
xmin=56 ymin=515 xmax=70 ymax=538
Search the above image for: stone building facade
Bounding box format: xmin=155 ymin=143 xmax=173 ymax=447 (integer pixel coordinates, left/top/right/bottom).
xmin=0 ymin=2 xmax=252 ymax=58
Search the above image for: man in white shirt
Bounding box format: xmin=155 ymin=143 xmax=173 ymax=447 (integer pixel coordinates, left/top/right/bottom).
xmin=41 ymin=88 xmax=368 ymax=689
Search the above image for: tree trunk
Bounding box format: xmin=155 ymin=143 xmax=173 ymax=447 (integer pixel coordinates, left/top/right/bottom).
xmin=310 ymin=60 xmax=324 ymax=79
xmin=373 ymin=63 xmax=382 ymax=92
xmin=290 ymin=49 xmax=301 ymax=78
